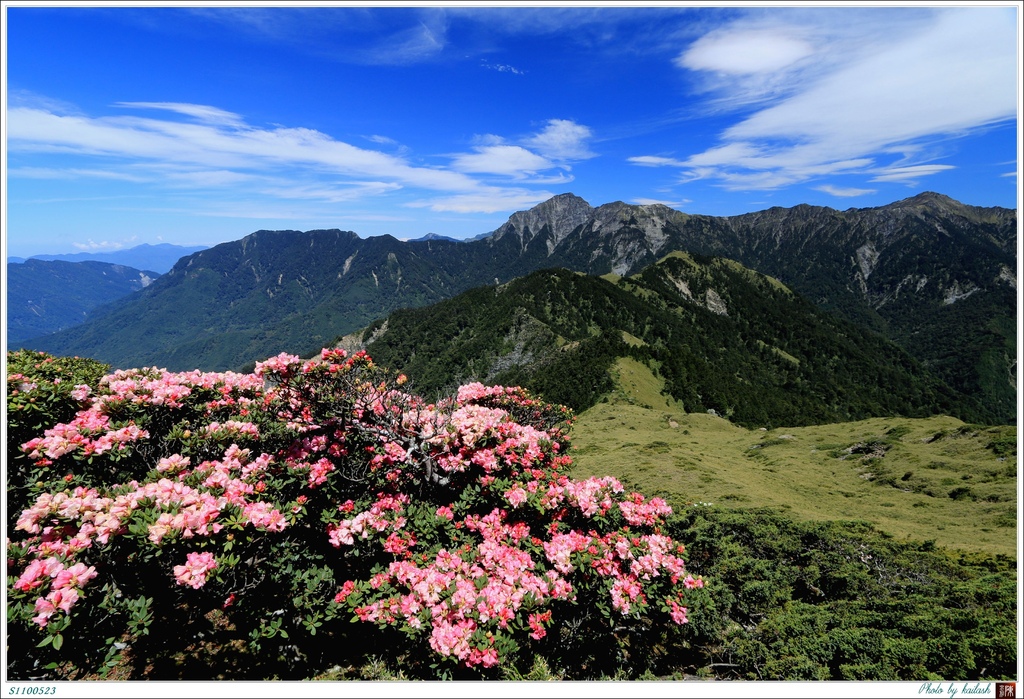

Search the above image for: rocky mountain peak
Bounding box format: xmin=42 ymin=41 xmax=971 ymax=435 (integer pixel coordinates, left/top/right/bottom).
xmin=488 ymin=193 xmax=594 ymax=246
xmin=900 ymin=191 xmax=957 ymax=208
xmin=879 ymin=191 xmax=976 ymax=222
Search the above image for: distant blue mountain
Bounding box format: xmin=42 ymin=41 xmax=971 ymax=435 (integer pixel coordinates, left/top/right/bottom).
xmin=13 ymin=243 xmax=209 ymax=274
xmin=407 ymin=233 xmax=463 ymax=243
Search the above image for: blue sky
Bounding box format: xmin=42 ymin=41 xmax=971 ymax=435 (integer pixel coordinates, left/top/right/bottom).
xmin=4 ymin=3 xmax=1020 ymax=259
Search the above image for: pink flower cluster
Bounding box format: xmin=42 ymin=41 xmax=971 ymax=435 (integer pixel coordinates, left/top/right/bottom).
xmin=321 ymin=369 xmax=706 ymax=668
xmin=8 ymin=372 xmax=39 ymax=394
xmin=16 ymin=486 xmax=128 ymax=553
xmin=20 ymin=365 xmax=264 ymax=467
xmin=173 ymin=551 xmax=219 ymax=589
xmin=327 ymin=493 xmax=409 ymax=547
xmin=619 ymin=492 xmax=673 ymax=527
xmin=333 ymin=485 xmax=700 ymax=667
xmin=346 ymin=522 xmax=575 ymax=666
xmin=14 ymin=557 xmax=97 ymax=628
xmin=455 ymin=382 xmax=512 ymax=404
xmin=22 ymin=414 xmax=148 ymax=461
xmin=97 ymin=366 xmax=262 ymax=410
xmin=12 ymin=444 xmax=288 ymax=620
xmin=9 ymin=347 xmax=705 ymax=671
xmin=254 ymin=352 xmax=302 ymax=378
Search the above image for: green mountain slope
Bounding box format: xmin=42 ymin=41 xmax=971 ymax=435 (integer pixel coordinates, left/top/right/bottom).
xmin=357 ymin=252 xmax=985 ymax=427
xmin=543 ymin=193 xmax=1016 ymax=421
xmin=567 ymin=394 xmax=1016 ymax=557
xmin=27 ymin=230 xmax=493 ymax=371
xmin=6 ymin=260 xmax=159 ymax=345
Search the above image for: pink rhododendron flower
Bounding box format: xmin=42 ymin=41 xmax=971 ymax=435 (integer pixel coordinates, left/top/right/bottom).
xmin=334 ymin=580 xmax=356 ymax=603
xmin=669 ymin=599 xmax=689 ymax=625
xmin=52 ymin=562 xmax=98 ymax=591
xmin=173 ymin=551 xmax=218 ymax=589
xmin=14 ymin=559 xmax=48 ymax=592
xmin=683 ymin=574 xmax=704 ymax=589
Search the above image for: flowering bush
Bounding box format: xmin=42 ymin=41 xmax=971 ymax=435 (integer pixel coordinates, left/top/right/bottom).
xmin=6 ymin=348 xmax=707 ymax=680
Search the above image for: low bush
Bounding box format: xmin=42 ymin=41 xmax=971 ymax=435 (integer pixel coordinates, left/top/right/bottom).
xmin=6 ymin=349 xmax=704 ymax=680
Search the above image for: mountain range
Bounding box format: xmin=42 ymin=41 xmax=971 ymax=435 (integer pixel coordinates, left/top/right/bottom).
xmin=7 ymin=243 xmax=209 ymax=274
xmin=350 ymin=253 xmax=980 ymax=427
xmin=18 ymin=192 xmax=1017 ymax=424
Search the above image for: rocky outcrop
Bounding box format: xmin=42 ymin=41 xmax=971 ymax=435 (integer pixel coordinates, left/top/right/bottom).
xmin=487 ymin=192 xmax=593 ymax=252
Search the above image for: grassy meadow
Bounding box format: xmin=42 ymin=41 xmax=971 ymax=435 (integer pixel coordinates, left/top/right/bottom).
xmin=568 ymin=358 xmax=1018 ymax=557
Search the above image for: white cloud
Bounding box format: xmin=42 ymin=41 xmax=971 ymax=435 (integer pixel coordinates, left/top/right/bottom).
xmin=523 ymin=119 xmax=596 ymax=161
xmin=870 ymin=164 xmax=955 ymax=183
xmin=633 ymin=197 xmax=689 ymax=208
xmin=628 ymin=156 xmax=688 ymax=168
xmin=4 ymin=99 xmax=602 ymax=220
xmin=451 ymin=145 xmax=554 ymax=176
xmin=678 ymin=30 xmax=813 ymax=74
xmin=115 ymin=102 xmax=246 ymax=126
xmin=814 ymin=185 xmax=876 ymax=197
xmin=267 ymin=181 xmax=403 ymax=203
xmin=482 ymin=60 xmax=525 ymax=75
xmin=7 ymin=101 xmax=591 ymax=216
xmin=8 ymin=166 xmax=151 ymax=183
xmin=72 ymin=236 xmax=138 ymax=251
xmin=665 ymin=8 xmax=1016 ymax=191
xmin=408 ymin=188 xmax=554 ymax=214
xmin=447 ymin=119 xmax=596 ymax=182
xmin=6 ymin=103 xmax=483 ymax=193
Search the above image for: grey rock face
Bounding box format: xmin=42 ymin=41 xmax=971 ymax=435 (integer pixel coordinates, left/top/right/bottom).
xmin=487 ymin=193 xmax=594 ymax=250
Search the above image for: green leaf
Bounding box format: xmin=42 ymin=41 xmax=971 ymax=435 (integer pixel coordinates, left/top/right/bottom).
xmin=53 ymin=634 xmax=64 ymax=650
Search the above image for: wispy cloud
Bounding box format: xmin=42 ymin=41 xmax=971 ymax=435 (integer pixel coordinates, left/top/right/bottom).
xmin=8 ymin=166 xmax=152 ymax=183
xmin=188 ymin=7 xmax=450 ymax=66
xmin=633 ymin=197 xmax=690 ymax=208
xmin=114 ymin=102 xmax=246 ymax=126
xmin=448 ymin=119 xmax=595 ymax=182
xmin=633 ymin=8 xmax=1016 ymax=192
xmin=184 ymin=6 xmax=693 ymax=68
xmin=814 ymin=185 xmax=876 ymax=197
xmin=8 ymin=103 xmax=474 ymax=188
xmin=870 ymin=164 xmax=955 ymax=184
xmin=481 ymin=59 xmax=525 ymax=75
xmin=73 ymin=236 xmax=139 ymax=251
xmin=408 ymin=188 xmax=555 ymax=214
xmin=7 ymin=101 xmax=593 ymax=215
xmin=451 ymin=145 xmax=554 ymax=177
xmin=628 ymin=156 xmax=688 ymax=168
